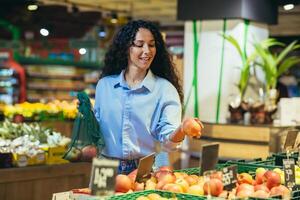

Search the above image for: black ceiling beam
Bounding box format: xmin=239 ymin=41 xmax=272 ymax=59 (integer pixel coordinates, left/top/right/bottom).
xmin=177 ymin=0 xmax=278 ymax=25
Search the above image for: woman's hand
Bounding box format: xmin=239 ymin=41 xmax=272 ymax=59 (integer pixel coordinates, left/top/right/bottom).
xmin=182 ymin=117 xmax=204 ymax=138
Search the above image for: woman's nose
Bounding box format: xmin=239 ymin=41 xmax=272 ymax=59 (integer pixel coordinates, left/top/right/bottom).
xmin=143 ymin=44 xmax=150 ymax=53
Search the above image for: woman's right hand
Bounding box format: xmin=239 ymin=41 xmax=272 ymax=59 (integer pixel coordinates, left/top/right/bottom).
xmin=182 ymin=117 xmax=204 ymax=138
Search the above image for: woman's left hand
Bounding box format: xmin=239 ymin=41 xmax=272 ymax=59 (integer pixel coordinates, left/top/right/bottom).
xmin=182 ymin=117 xmax=204 ymax=138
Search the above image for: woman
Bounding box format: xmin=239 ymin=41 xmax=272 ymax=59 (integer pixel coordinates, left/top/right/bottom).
xmin=94 ymin=20 xmax=203 ymax=174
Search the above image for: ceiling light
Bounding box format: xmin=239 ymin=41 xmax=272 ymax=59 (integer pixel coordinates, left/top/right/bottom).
xmin=40 ymin=28 xmax=49 ymax=36
xmin=79 ymin=48 xmax=87 ymax=55
xmin=27 ymin=4 xmax=38 ymax=11
xmin=98 ymin=25 xmax=106 ymax=38
xmin=283 ymin=4 xmax=294 ymax=10
xmin=111 ymin=12 xmax=118 ymax=24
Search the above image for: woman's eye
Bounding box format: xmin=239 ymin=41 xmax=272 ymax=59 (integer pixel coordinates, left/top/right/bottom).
xmin=133 ymin=42 xmax=155 ymax=48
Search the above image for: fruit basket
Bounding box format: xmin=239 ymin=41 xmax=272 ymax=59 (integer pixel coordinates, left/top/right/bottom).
xmin=108 ymin=190 xmax=207 ymax=200
xmin=226 ymin=157 xmax=282 ymax=173
xmin=173 ymin=164 xmax=228 ymax=175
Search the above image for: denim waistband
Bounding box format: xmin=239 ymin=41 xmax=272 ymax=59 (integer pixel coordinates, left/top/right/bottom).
xmin=100 ymin=154 xmax=140 ymax=162
xmin=100 ymin=154 xmax=140 ymax=174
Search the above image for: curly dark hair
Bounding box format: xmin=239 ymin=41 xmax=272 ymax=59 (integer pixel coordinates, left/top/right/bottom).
xmin=101 ymin=20 xmax=183 ymax=103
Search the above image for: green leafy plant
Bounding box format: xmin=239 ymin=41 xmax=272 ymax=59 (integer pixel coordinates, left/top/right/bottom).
xmin=254 ymin=38 xmax=300 ymax=91
xmin=222 ymin=34 xmax=257 ymax=100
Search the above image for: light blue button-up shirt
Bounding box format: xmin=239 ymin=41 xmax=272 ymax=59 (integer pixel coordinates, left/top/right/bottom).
xmin=94 ymin=69 xmax=181 ymax=165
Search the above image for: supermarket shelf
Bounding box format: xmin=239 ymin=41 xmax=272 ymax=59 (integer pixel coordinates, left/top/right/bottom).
xmin=27 ymin=96 xmax=75 ymax=102
xmin=27 ymin=85 xmax=85 ymax=91
xmin=27 ymin=72 xmax=84 ymax=80
xmin=16 ymin=56 xmax=103 ymax=69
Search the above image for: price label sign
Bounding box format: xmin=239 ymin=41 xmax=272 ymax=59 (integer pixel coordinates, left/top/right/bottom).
xmin=200 ymin=143 xmax=219 ymax=175
xmin=284 ymin=130 xmax=299 ymax=150
xmin=136 ymin=152 xmax=155 ymax=183
xmin=89 ymin=158 xmax=119 ymax=196
xmin=222 ymin=165 xmax=238 ymax=190
xmin=283 ymin=159 xmax=296 ymax=189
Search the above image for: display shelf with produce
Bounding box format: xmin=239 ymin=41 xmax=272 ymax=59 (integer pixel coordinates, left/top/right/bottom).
xmin=0 ymin=59 xmax=26 ymax=104
xmin=23 ymin=64 xmax=101 ymax=102
xmin=0 ymin=67 xmax=19 ymax=104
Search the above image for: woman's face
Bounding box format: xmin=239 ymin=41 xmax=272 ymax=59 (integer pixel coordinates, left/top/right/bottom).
xmin=128 ymin=28 xmax=156 ymax=71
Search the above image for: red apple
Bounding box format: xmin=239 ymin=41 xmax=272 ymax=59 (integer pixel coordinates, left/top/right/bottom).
xmin=238 ymin=172 xmax=254 ymax=185
xmin=236 ymin=189 xmax=254 ymax=198
xmin=64 ymin=147 xmax=82 ymax=162
xmin=155 ymin=171 xmax=176 ymax=183
xmin=203 ymin=178 xmax=224 ymax=196
xmin=184 ymin=175 xmax=198 ymax=186
xmin=162 ymin=183 xmax=184 ymax=193
xmin=251 ymin=190 xmax=270 ymax=198
xmin=254 ymin=184 xmax=270 ymax=192
xmin=81 ymin=145 xmax=97 ymax=162
xmin=255 ymin=171 xmax=265 ymax=185
xmin=218 ymin=190 xmax=228 ymax=198
xmin=182 ymin=117 xmax=203 ymax=137
xmin=134 ymin=182 xmax=145 ymax=191
xmin=128 ymin=169 xmax=138 ymax=182
xmin=115 ymin=174 xmax=133 ymax=193
xmin=210 ymin=171 xmax=223 ymax=181
xmin=263 ymin=170 xmax=281 ymax=189
xmin=270 ymin=185 xmax=290 ymax=198
xmin=236 ymin=183 xmax=254 ymax=194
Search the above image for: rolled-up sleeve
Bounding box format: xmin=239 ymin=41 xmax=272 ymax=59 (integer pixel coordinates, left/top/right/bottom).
xmin=94 ymin=80 xmax=104 ymax=123
xmin=154 ymin=84 xmax=182 ymax=152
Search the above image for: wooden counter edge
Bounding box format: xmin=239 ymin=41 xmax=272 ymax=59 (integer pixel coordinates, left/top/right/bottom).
xmin=0 ymin=162 xmax=92 ymax=184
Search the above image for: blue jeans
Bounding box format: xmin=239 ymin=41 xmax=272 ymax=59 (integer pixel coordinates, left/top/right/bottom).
xmin=118 ymin=159 xmax=139 ymax=175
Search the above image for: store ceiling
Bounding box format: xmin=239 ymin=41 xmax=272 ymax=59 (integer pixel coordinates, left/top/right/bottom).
xmin=0 ymin=0 xmax=299 ymax=39
xmin=39 ymin=0 xmax=178 ymax=22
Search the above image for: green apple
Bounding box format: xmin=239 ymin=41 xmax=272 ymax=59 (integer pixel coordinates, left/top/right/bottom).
xmin=256 ymin=167 xmax=266 ymax=175
xmin=273 ymin=168 xmax=283 ymax=174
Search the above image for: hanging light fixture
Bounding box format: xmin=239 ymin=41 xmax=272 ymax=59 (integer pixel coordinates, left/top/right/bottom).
xmin=283 ymin=3 xmax=295 ymax=10
xmin=98 ymin=25 xmax=106 ymax=38
xmin=110 ymin=12 xmax=118 ymax=24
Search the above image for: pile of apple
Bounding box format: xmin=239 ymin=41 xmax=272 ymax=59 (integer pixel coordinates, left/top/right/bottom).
xmin=114 ymin=166 xmax=291 ymax=199
xmin=136 ymin=193 xmax=177 ymax=200
xmin=230 ymin=168 xmax=290 ymax=199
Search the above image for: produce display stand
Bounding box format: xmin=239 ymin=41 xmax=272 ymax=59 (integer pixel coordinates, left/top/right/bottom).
xmin=40 ymin=120 xmax=74 ymax=138
xmin=187 ymin=122 xmax=299 ymax=160
xmin=0 ymin=162 xmax=91 ymax=200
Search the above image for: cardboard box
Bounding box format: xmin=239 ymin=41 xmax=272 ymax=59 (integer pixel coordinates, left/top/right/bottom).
xmin=42 ymin=146 xmax=69 ymax=165
xmin=12 ymin=154 xmax=28 ymax=167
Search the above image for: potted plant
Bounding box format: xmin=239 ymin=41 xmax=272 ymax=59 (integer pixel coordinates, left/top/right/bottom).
xmin=222 ymin=34 xmax=257 ymax=123
xmin=253 ymin=38 xmax=300 ymax=123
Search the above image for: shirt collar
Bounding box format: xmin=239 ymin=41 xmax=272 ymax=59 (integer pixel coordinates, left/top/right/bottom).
xmin=113 ymin=69 xmax=156 ymax=92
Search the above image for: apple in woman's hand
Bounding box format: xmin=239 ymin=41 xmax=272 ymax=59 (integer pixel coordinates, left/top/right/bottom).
xmin=182 ymin=117 xmax=203 ymax=138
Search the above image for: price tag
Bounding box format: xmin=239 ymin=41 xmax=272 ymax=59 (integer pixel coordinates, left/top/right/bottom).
xmin=136 ymin=152 xmax=155 ymax=183
xmin=89 ymin=158 xmax=119 ymax=196
xmin=222 ymin=165 xmax=238 ymax=190
xmin=200 ymin=143 xmax=219 ymax=175
xmin=283 ymin=159 xmax=296 ymax=189
xmin=284 ymin=130 xmax=299 ymax=150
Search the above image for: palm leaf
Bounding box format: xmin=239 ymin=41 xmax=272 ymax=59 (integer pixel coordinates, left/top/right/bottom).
xmin=276 ymin=40 xmax=299 ymax=65
xmin=260 ymin=38 xmax=284 ymax=49
xmin=277 ymin=56 xmax=300 ymax=77
xmin=221 ymin=34 xmax=245 ymax=63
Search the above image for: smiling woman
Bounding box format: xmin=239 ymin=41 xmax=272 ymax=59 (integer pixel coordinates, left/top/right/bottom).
xmin=94 ymin=19 xmax=203 ymax=174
